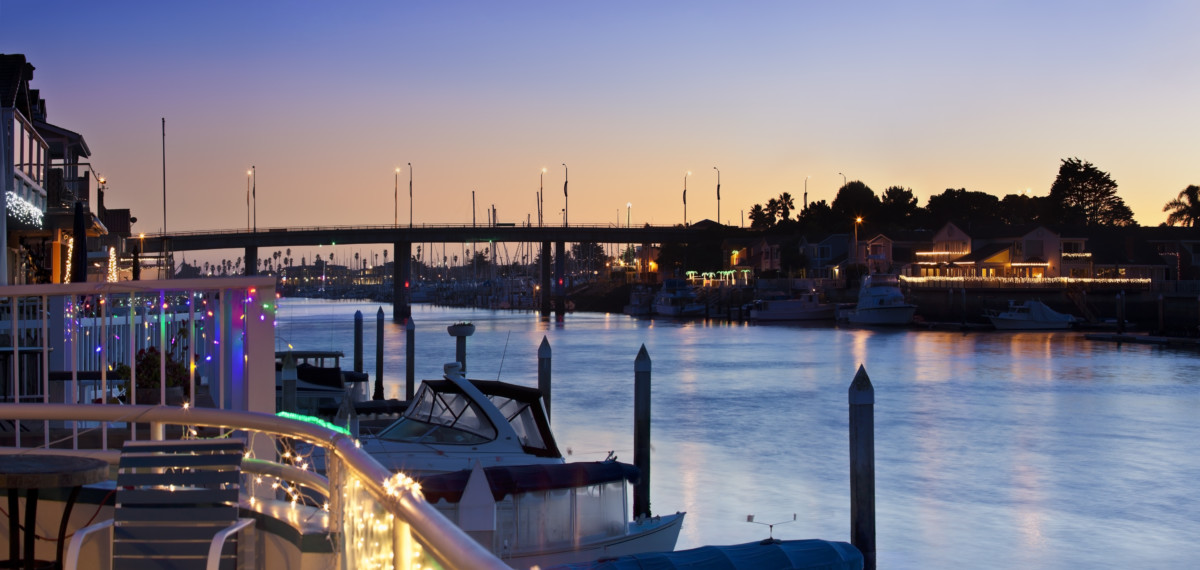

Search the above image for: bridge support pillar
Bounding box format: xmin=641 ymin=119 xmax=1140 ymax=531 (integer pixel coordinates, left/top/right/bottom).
xmin=554 ymin=241 xmax=566 ymax=318
xmin=244 ymin=246 xmax=258 ymax=276
xmin=393 ymin=240 xmax=411 ymax=322
xmin=540 ymin=241 xmax=551 ymax=317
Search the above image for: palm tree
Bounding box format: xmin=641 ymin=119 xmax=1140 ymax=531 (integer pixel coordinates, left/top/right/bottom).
xmin=1164 ymin=185 xmax=1200 ymax=227
xmin=765 ymin=198 xmax=781 ymax=225
xmin=777 ymin=192 xmax=795 ymax=220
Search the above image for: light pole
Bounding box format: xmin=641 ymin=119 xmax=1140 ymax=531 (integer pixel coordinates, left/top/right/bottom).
xmin=713 ymin=167 xmax=721 ymax=226
xmin=683 ymin=171 xmax=690 ymax=226
xmin=394 ymin=167 xmax=399 ymax=226
xmin=853 ymin=216 xmax=863 ymax=265
xmin=539 ymin=167 xmax=546 ymax=227
xmin=408 ymin=162 xmax=413 ymax=228
xmin=246 ymin=170 xmax=251 ymax=231
xmin=627 ymin=202 xmax=631 ymax=228
xmin=252 ymin=165 xmax=257 ymax=233
xmin=804 ymin=175 xmax=810 ymax=210
xmin=839 ymin=172 xmax=847 ymax=188
xmin=562 ymin=163 xmax=568 ymax=227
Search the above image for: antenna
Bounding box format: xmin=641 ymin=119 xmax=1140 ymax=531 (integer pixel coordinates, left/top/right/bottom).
xmin=746 ymin=513 xmax=797 ymax=541
xmin=496 ymin=331 xmax=512 ymax=380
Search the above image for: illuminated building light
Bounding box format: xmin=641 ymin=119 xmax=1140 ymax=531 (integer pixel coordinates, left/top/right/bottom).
xmin=65 ymin=237 xmax=74 ymax=283
xmin=900 ymin=276 xmax=1151 ymax=286
xmin=1010 ymin=262 xmax=1050 ymax=267
xmin=6 ymin=191 xmax=44 ymax=228
xmin=914 ymin=251 xmax=963 ymax=256
xmin=1062 ymin=252 xmax=1093 ymax=259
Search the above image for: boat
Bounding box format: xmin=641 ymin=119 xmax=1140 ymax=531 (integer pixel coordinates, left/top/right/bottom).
xmin=987 ymin=300 xmax=1077 ymax=330
xmin=846 ymin=274 xmax=916 ymax=325
xmin=623 ymin=285 xmax=655 ymax=316
xmin=354 ymin=363 xmax=686 ymax=567
xmin=275 ymin=349 xmax=369 ymax=418
xmin=749 ymin=290 xmax=836 ymax=321
xmin=652 ymin=279 xmax=705 ymax=317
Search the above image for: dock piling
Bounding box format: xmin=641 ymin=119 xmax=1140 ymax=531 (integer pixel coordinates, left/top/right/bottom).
xmin=634 ymin=345 xmax=652 ymax=519
xmin=374 ymin=307 xmax=384 ymax=400
xmin=849 ymin=365 xmax=876 ymax=570
xmin=538 ymin=337 xmax=552 ymax=422
xmin=405 ymin=318 xmax=415 ymax=401
xmin=353 ymin=310 xmax=364 ymax=374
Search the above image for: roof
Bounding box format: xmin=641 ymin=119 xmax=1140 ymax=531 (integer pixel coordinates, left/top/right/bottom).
xmin=953 ymin=242 xmax=1011 ymax=264
xmin=0 ymin=54 xmax=34 ymax=112
xmin=418 ymin=461 xmax=640 ymax=503
xmin=551 ymin=538 xmax=863 ymax=570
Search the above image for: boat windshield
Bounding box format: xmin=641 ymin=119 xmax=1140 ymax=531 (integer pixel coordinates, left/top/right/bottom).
xmin=377 ymin=385 xmax=498 ymax=445
xmin=491 ymin=395 xmax=550 ymax=452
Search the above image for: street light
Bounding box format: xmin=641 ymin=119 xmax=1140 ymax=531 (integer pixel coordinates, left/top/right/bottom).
xmin=683 ymin=171 xmax=690 ymax=225
xmin=408 ymin=163 xmax=413 ymax=228
xmin=246 ymin=170 xmax=252 ymax=231
xmin=251 ymin=165 xmax=257 ymax=233
xmin=853 ymin=216 xmax=863 ymax=265
xmin=539 ymin=167 xmax=546 ymax=227
xmin=713 ymin=166 xmax=721 ymax=225
xmin=562 ymin=163 xmax=568 ymax=227
xmin=839 ymin=172 xmax=847 ymax=188
xmin=804 ymin=175 xmax=810 ymax=210
xmin=394 ymin=167 xmax=400 ymax=226
xmin=627 ymin=202 xmax=631 ymax=228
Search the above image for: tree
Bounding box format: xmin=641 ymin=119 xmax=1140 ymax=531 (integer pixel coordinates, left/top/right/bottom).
xmin=879 ymin=186 xmax=919 ymax=229
xmin=1163 ymin=185 xmax=1200 ymax=227
xmin=571 ymin=241 xmax=608 ymax=271
xmin=765 ymin=198 xmax=781 ymax=225
xmin=777 ymin=192 xmax=796 ymax=221
xmin=925 ymin=188 xmax=1001 ymax=227
xmin=748 ymin=204 xmax=771 ymax=229
xmin=830 ymin=181 xmax=881 ymax=227
xmin=1048 ymin=158 xmax=1135 ymax=227
xmin=797 ymin=200 xmax=837 ymax=235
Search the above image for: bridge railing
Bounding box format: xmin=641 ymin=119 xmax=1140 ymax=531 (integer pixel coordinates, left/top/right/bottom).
xmin=138 ymin=221 xmax=693 ymax=239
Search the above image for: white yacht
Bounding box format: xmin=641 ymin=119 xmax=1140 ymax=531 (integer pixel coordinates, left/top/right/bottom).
xmin=846 ymin=274 xmax=916 ymax=325
xmin=652 ymin=279 xmax=706 ymax=317
xmin=357 ymin=363 xmax=685 ymax=568
xmin=987 ymin=300 xmax=1076 ymax=330
xmin=749 ymin=290 xmax=836 ymax=321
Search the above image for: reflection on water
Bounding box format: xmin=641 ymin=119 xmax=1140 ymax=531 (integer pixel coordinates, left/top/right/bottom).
xmin=276 ymin=300 xmax=1200 ymax=569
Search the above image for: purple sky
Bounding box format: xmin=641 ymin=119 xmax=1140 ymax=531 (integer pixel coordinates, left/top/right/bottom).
xmin=4 ymin=1 xmax=1198 ymax=240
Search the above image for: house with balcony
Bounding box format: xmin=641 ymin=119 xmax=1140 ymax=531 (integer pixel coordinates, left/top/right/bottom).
xmin=913 ymin=222 xmax=1068 ymax=279
xmin=2 ymin=53 xmax=131 ymax=284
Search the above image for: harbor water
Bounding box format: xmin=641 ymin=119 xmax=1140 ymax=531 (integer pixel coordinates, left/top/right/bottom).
xmin=275 ymin=299 xmax=1200 ymax=569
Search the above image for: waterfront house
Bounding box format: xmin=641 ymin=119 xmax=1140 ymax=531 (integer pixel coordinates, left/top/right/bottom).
xmin=914 ymin=222 xmax=1069 ymax=279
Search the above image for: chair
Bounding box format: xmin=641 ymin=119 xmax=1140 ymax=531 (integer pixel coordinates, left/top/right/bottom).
xmin=66 ymin=439 xmax=255 ymax=570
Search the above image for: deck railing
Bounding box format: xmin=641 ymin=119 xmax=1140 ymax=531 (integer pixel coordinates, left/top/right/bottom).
xmin=0 ymin=403 xmax=507 ymax=569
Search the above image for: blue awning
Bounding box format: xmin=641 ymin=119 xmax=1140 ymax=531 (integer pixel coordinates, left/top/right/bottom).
xmin=550 ymin=538 xmax=863 ymax=570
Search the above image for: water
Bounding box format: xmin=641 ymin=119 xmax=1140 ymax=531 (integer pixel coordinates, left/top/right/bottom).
xmin=275 ymin=299 xmax=1200 ymax=569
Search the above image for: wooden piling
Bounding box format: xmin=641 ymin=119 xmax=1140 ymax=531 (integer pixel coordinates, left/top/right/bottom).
xmin=353 ymin=310 xmax=364 ymax=373
xmin=405 ymin=318 xmax=415 ymax=401
xmin=374 ymin=307 xmax=384 ymax=400
xmin=633 ymin=345 xmax=652 ymax=519
xmin=538 ymin=337 xmax=552 ymax=422
xmin=849 ymin=364 xmax=876 ymax=570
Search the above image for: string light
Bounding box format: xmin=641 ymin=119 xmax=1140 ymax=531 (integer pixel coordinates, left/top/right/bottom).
xmin=6 ymin=191 xmax=44 ymax=228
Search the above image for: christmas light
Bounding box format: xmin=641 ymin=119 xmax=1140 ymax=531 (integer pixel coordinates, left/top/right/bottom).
xmin=6 ymin=191 xmax=44 ymax=228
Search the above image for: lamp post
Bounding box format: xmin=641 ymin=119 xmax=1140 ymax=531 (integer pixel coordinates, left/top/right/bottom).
xmin=683 ymin=171 xmax=690 ymax=226
xmin=713 ymin=166 xmax=721 ymax=225
xmin=562 ymin=163 xmax=568 ymax=227
xmin=408 ymin=162 xmax=413 ymax=228
xmin=804 ymin=175 xmax=810 ymax=210
xmin=627 ymin=202 xmax=631 ymax=228
xmin=246 ymin=170 xmax=252 ymax=231
xmin=394 ymin=167 xmax=399 ymax=226
xmin=853 ymin=216 xmax=863 ymax=265
xmin=839 ymin=172 xmax=847 ymax=189
xmin=539 ymin=167 xmax=546 ymax=227
xmin=252 ymin=165 xmax=257 ymax=233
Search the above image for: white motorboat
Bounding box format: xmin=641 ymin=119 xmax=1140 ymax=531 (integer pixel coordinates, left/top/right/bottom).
xmin=749 ymin=290 xmax=836 ymax=321
xmin=987 ymin=300 xmax=1077 ymax=330
xmin=653 ymin=279 xmax=705 ymax=317
xmin=275 ymin=350 xmax=369 ymax=417
xmin=355 ymin=363 xmax=685 ymax=568
xmin=846 ymin=274 xmax=916 ymax=325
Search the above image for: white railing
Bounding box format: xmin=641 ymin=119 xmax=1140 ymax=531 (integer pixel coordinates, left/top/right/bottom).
xmin=0 ymin=403 xmax=507 ymax=569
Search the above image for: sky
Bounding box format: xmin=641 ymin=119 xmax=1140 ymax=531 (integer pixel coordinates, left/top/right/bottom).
xmin=3 ymin=0 xmax=1198 ymax=243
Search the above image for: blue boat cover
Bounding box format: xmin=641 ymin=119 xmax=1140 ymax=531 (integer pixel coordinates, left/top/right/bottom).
xmin=549 ymin=538 xmax=863 ymax=570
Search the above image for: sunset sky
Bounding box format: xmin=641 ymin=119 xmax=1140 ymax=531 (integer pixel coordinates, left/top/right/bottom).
xmin=4 ymin=1 xmax=1198 ymax=239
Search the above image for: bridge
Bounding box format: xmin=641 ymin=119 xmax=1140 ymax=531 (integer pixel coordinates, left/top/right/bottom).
xmin=133 ymin=222 xmax=733 ymax=320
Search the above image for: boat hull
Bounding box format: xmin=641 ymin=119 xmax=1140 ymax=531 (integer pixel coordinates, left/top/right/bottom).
xmin=751 ymin=302 xmax=835 ymax=321
xmin=505 ymin=512 xmax=686 ymax=570
xmin=988 ymin=317 xmax=1073 ymax=330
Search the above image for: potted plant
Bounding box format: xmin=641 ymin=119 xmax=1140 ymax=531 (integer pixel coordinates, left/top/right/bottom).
xmin=111 ymin=323 xmax=193 ymax=405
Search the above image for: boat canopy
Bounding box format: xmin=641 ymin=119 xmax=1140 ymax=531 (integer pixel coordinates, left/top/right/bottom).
xmin=418 ymin=461 xmax=639 ymax=503
xmin=550 ymin=538 xmax=863 ymax=570
xmin=376 ymin=378 xmax=561 ymax=458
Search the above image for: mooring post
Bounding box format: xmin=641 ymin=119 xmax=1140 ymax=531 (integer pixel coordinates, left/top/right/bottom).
xmin=405 ymin=318 xmax=416 ymax=401
xmin=633 ymin=345 xmax=652 ymax=519
xmin=538 ymin=336 xmax=552 ymax=423
xmin=353 ymin=311 xmax=364 ymax=374
xmin=448 ymin=322 xmax=475 ymax=374
xmin=1158 ymin=293 xmax=1165 ymax=334
xmin=374 ymin=307 xmax=385 ymax=400
xmin=849 ymin=364 xmax=876 ymax=570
